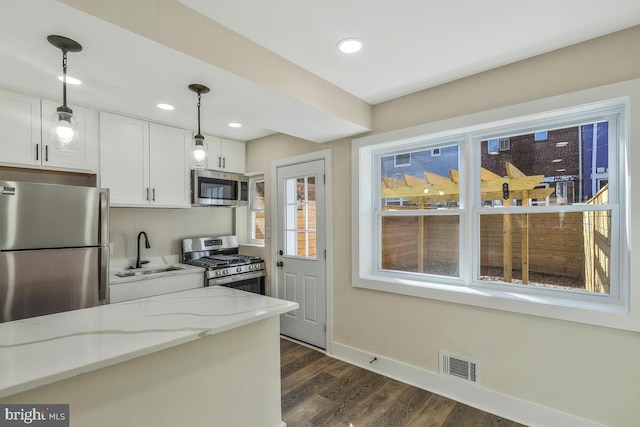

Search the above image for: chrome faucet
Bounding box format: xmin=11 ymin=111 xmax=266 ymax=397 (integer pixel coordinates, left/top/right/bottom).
xmin=135 ymin=231 xmax=151 ymax=269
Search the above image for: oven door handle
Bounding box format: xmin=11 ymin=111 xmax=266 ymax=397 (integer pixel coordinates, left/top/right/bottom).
xmin=207 ymin=270 xmax=265 ymax=286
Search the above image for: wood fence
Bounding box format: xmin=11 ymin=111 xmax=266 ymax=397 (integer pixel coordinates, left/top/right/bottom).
xmin=583 ymin=186 xmax=611 ymax=293
xmin=480 ymin=213 xmax=585 ymax=277
xmin=381 ymin=213 xmax=586 ymax=278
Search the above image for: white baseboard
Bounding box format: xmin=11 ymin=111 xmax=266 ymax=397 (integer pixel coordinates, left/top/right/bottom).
xmin=330 ymin=342 xmax=603 ymax=427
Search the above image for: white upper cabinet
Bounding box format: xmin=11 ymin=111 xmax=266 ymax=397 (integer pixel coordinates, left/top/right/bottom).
xmin=41 ymin=99 xmax=96 ymax=171
xmin=149 ymin=123 xmax=191 ymax=207
xmin=100 ymin=112 xmax=149 ymax=205
xmin=204 ymin=134 xmax=245 ymax=173
xmin=0 ymin=88 xmax=97 ymax=172
xmin=99 ymin=112 xmax=190 ymax=208
xmin=0 ymin=90 xmax=40 ymax=166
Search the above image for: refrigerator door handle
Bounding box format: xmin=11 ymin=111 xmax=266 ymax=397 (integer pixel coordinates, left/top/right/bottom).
xmin=98 ymin=189 xmax=110 ymax=302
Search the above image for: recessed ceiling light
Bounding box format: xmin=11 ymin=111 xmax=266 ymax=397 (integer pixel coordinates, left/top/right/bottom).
xmin=228 ymin=122 xmax=242 ymax=128
xmin=58 ymin=75 xmax=81 ymax=85
xmin=337 ymin=38 xmax=362 ymax=54
xmin=157 ymin=103 xmax=174 ymax=111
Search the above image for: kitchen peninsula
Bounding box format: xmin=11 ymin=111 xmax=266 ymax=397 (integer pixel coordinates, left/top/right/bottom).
xmin=0 ymin=287 xmax=297 ymax=427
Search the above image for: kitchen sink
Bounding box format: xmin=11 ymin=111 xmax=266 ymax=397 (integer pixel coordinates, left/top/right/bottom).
xmin=114 ymin=266 xmax=185 ymax=278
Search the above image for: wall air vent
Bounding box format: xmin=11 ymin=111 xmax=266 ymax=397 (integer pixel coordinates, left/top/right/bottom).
xmin=439 ymin=351 xmax=479 ymax=384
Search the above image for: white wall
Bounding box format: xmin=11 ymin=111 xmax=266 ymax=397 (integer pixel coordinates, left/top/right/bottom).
xmin=109 ymin=207 xmax=233 ymax=260
xmin=246 ymin=25 xmax=640 ymax=426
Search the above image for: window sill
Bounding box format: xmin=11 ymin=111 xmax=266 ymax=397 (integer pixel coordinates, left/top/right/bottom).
xmin=353 ymin=272 xmax=636 ymax=332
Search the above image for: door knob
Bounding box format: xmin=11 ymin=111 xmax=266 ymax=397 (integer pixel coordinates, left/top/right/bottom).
xmin=276 ymin=261 xmax=284 ymax=267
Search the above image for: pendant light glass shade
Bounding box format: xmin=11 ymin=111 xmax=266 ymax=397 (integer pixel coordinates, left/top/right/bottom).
xmin=189 ymin=84 xmax=210 ymax=170
xmin=47 ymin=35 xmax=82 ymax=153
xmin=193 ymin=135 xmax=208 ymax=169
xmin=50 ymin=108 xmax=79 ymax=152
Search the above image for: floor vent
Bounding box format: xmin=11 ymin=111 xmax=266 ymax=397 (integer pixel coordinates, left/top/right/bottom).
xmin=439 ymin=351 xmax=479 ymax=383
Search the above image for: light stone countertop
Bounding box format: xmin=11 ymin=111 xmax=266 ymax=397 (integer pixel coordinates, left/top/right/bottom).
xmin=0 ymin=287 xmax=298 ymax=399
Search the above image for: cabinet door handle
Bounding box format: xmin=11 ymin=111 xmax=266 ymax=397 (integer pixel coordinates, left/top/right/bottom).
xmin=218 ymin=156 xmax=222 ymax=168
xmin=35 ymin=144 xmax=39 ymax=161
xmin=152 ymin=188 xmax=156 ymax=201
xmin=222 ymin=157 xmax=226 ymax=168
xmin=45 ymin=145 xmax=49 ymax=162
xmin=146 ymin=187 xmax=150 ymax=201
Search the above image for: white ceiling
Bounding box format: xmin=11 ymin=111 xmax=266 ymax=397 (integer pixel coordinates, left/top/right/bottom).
xmin=1 ymin=0 xmax=639 ymax=143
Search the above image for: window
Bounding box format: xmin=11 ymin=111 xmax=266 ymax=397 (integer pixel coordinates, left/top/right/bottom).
xmin=535 ymin=131 xmax=548 ymax=141
xmin=395 ymin=153 xmax=411 ymax=167
xmin=488 ymin=139 xmax=500 ymax=155
xmin=478 ymin=121 xmax=612 ymax=291
xmin=380 ymin=144 xmax=461 ymax=277
xmin=353 ymin=84 xmax=634 ymax=330
xmin=249 ymin=177 xmax=265 ymax=245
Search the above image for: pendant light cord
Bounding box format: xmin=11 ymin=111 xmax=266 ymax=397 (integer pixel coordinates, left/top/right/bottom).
xmin=62 ymin=51 xmax=68 ymax=108
xmin=197 ymin=92 xmax=202 ymax=135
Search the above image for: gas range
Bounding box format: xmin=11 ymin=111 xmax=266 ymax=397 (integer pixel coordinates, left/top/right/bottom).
xmin=181 ymin=235 xmax=265 ymax=294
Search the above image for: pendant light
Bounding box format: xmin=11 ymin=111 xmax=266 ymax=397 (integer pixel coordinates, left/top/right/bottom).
xmin=189 ymin=84 xmax=210 ymax=170
xmin=47 ymin=35 xmax=82 ymax=152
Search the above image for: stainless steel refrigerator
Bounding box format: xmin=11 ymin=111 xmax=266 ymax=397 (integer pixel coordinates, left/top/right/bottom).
xmin=0 ymin=181 xmax=109 ymax=323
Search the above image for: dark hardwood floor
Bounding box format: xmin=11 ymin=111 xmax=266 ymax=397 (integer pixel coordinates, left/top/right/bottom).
xmin=280 ymin=338 xmax=526 ymax=427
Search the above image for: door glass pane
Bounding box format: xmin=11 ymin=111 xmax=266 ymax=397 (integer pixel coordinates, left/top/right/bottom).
xmin=297 ymin=204 xmax=306 ymax=230
xmin=284 ymin=175 xmax=317 ymax=258
xmin=480 ymin=121 xmax=609 ymax=207
xmin=308 ymin=177 xmax=316 ymax=201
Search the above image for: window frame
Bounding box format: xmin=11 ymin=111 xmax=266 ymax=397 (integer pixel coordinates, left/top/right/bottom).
xmin=248 ymin=176 xmax=265 ymax=246
xmin=352 ymin=81 xmax=637 ymax=331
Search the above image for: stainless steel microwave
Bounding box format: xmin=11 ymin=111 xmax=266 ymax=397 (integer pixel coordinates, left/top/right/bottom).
xmin=191 ymin=170 xmax=248 ymax=207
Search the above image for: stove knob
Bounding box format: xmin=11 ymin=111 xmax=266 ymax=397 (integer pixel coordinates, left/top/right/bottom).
xmin=223 ymin=269 xmax=228 ymax=275
xmin=236 ymin=267 xmax=242 ymax=273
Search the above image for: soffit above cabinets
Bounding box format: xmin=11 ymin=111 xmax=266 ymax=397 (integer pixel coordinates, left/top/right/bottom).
xmin=0 ymin=0 xmax=371 ymax=143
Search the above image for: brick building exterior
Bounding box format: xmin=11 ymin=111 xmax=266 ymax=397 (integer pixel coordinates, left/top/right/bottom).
xmin=380 ymin=122 xmax=608 ymax=206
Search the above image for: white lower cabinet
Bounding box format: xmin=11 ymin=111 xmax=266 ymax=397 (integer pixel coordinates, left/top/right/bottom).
xmin=109 ymin=273 xmax=203 ymax=303
xmin=100 ymin=112 xmax=191 ymax=207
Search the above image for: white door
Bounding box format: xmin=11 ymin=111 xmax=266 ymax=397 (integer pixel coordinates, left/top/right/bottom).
xmin=276 ymin=160 xmax=326 ymax=349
